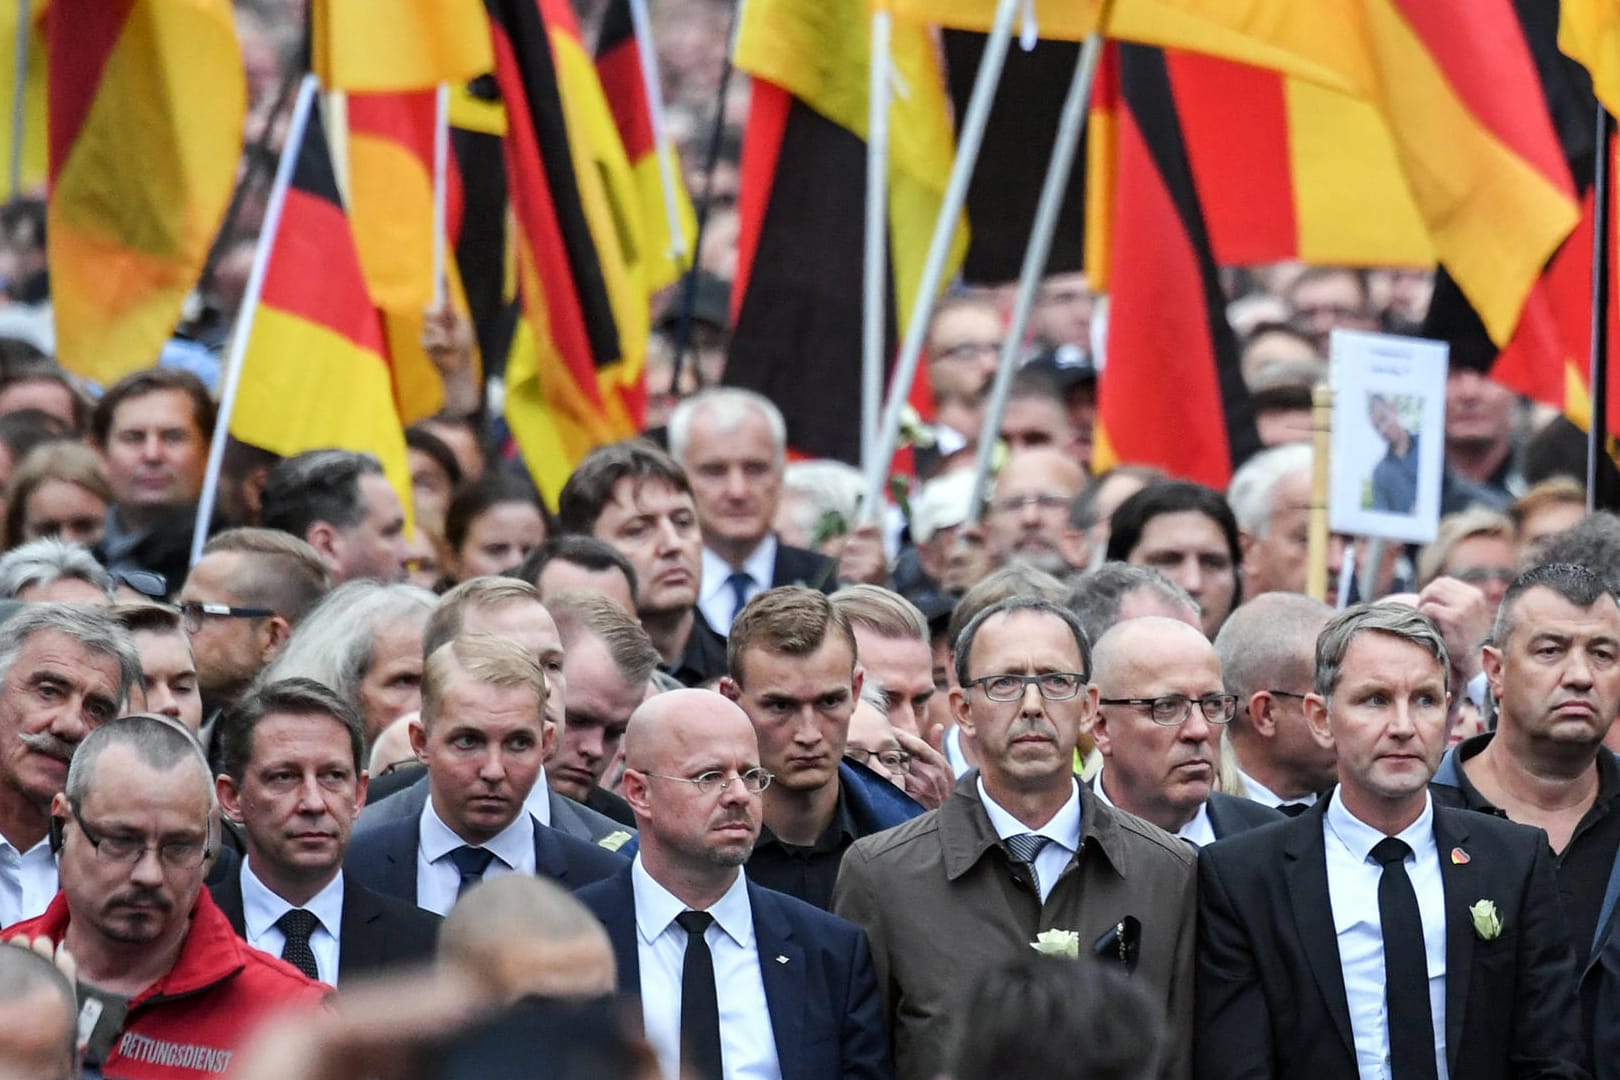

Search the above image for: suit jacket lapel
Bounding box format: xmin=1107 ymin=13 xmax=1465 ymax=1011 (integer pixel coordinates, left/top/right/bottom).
xmin=603 ymin=869 xmax=641 ymax=996
xmin=339 ymin=878 xmax=384 ymax=978
xmin=748 ymin=883 xmax=806 ymax=1080
xmin=211 ymin=865 xmax=248 ymax=937
xmin=383 ymin=823 xmax=419 ymax=904
xmin=533 ymin=824 xmax=570 ymax=884
xmin=1284 ymin=810 xmax=1357 ymax=1059
xmin=1433 ymin=808 xmax=1474 ymax=1069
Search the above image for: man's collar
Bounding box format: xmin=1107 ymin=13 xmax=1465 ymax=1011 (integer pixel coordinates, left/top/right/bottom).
xmin=700 ymin=534 xmax=777 ymax=588
xmin=755 ymin=784 xmax=857 ymax=854
xmin=939 ymin=772 xmax=1130 ymax=881
xmin=239 ymin=859 xmax=344 ymax=940
xmin=977 ymin=775 xmax=1081 ymax=852
xmin=1325 ymin=786 xmax=1434 ymax=858
xmin=420 ymin=797 xmax=535 ymax=868
xmin=632 ymin=854 xmax=753 ymax=947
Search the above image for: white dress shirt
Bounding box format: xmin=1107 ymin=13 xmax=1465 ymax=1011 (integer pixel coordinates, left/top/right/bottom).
xmin=415 ymin=800 xmax=536 ymax=916
xmin=1233 ymin=765 xmax=1318 ymax=811
xmin=632 ymin=857 xmax=781 ymax=1080
xmin=240 ymin=860 xmax=343 ymax=985
xmin=977 ymin=777 xmax=1081 ymax=903
xmin=0 ymin=833 xmax=56 ymax=929
xmin=698 ymin=536 xmax=777 ymax=635
xmin=1092 ymin=769 xmax=1215 ymax=847
xmin=526 ymin=771 xmax=552 ymax=826
xmin=1323 ymin=789 xmax=1448 ymax=1080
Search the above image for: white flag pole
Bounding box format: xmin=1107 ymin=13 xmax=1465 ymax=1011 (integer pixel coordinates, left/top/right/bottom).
xmin=8 ymin=0 xmax=28 ymax=198
xmin=861 ymin=0 xmax=893 ymax=471
xmin=967 ymin=32 xmax=1103 ymax=521
xmin=628 ymin=0 xmax=688 ymax=262
xmin=431 ymin=81 xmax=450 ymax=310
xmin=859 ymin=0 xmax=1019 ymax=520
xmin=190 ymin=75 xmax=319 ymax=567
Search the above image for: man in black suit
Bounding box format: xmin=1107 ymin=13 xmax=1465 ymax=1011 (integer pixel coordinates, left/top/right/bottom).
xmin=669 ymin=388 xmax=836 ymax=639
xmin=345 ymin=634 xmax=624 ymax=915
xmin=1197 ymin=603 xmax=1585 ymax=1079
xmin=1091 ymin=617 xmax=1280 ymax=844
xmin=212 ymin=677 xmax=439 ymax=985
xmin=577 ymin=688 xmax=889 ymax=1080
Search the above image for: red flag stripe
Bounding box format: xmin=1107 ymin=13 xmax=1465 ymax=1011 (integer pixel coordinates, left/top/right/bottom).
xmin=260 ymin=188 xmax=389 ymax=355
xmin=44 ymin=0 xmax=134 ymax=177
xmin=732 ymin=79 xmax=791 ymax=326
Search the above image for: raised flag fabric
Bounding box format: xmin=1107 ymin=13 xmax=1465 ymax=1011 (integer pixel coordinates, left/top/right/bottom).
xmin=311 ymin=0 xmax=493 ymax=93
xmin=1560 ymin=0 xmax=1620 ymax=118
xmin=890 ymin=0 xmax=1101 ymax=41
xmin=231 ymin=87 xmax=410 ymax=504
xmin=44 ymin=0 xmax=244 ymax=385
xmin=1092 ymin=44 xmax=1259 ymax=488
xmin=485 ymin=0 xmax=650 ymax=501
xmin=2 ymin=2 xmax=46 ymax=193
xmin=1106 ymin=0 xmax=1579 ymax=346
xmin=726 ymin=0 xmax=962 ymax=463
xmin=593 ymin=0 xmax=696 ymax=293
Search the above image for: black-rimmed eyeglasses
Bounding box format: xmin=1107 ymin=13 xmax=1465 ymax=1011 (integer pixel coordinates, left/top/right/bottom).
xmin=178 ymin=601 xmax=275 ymax=635
xmin=964 ymin=672 xmax=1088 ymax=702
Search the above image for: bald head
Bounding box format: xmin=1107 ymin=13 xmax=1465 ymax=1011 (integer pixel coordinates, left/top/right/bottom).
xmin=994 ymin=448 xmax=1085 ymax=501
xmin=623 ymin=688 xmax=756 ymax=773
xmin=440 ymin=875 xmax=615 ymax=1001
xmin=1213 ymin=592 xmax=1332 ymax=707
xmin=1092 ymin=616 xmax=1216 ymax=693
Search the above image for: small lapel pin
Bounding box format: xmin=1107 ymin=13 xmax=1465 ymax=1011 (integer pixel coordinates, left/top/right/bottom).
xmin=1451 ymin=847 xmax=1471 ymax=865
xmin=775 ymin=955 xmax=790 ymax=965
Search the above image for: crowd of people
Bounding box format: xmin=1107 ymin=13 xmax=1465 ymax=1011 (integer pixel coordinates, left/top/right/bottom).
xmin=0 ymin=2 xmax=1618 ymax=1080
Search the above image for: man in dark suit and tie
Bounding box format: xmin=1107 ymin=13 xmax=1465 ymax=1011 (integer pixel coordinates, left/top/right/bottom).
xmin=577 ymin=688 xmax=890 ymax=1080
xmin=346 ymin=634 xmax=625 ymax=915
xmin=669 ymin=389 xmax=836 ymax=638
xmin=1090 ymin=617 xmax=1281 ymax=844
xmin=1196 ymin=602 xmax=1585 ymax=1079
xmin=211 ymin=677 xmax=439 ymax=984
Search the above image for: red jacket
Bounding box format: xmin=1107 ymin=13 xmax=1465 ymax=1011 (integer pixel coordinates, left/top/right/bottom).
xmin=7 ymin=889 xmax=329 ymax=1078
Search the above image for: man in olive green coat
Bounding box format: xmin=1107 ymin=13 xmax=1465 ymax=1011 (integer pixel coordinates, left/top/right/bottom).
xmin=834 ymin=597 xmax=1195 ymax=1080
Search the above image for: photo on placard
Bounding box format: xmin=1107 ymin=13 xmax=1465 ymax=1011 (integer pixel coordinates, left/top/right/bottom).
xmin=1327 ymin=329 xmax=1448 ymax=544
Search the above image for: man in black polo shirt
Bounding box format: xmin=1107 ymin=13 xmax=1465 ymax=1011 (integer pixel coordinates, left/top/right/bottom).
xmin=1431 ymin=561 xmax=1620 ymax=1074
xmin=720 ymin=586 xmax=922 ymax=909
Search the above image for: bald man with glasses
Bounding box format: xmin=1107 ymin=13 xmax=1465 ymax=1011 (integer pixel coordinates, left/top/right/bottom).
xmin=1091 ymin=617 xmax=1281 ymax=846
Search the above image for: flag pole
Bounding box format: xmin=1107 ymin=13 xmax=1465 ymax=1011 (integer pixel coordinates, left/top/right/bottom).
xmin=1589 ymin=102 xmax=1614 ymax=512
xmin=628 ymin=0 xmax=689 ymax=264
xmin=861 ymin=0 xmax=893 ymax=471
xmin=1306 ymin=381 xmax=1332 ymax=603
xmin=191 ymin=75 xmax=319 ymax=567
xmin=967 ymin=31 xmax=1103 ymax=522
xmin=859 ymin=0 xmax=1020 ymax=520
xmin=8 ymin=0 xmax=28 ymax=198
xmin=431 ymin=82 xmax=449 ymax=310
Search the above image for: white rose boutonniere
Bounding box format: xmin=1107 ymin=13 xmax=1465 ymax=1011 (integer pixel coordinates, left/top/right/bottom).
xmin=1469 ymin=899 xmax=1502 ymax=941
xmin=1030 ymin=929 xmax=1080 ymax=959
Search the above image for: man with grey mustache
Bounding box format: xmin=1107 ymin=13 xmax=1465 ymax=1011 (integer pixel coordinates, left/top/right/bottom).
xmin=0 ymin=604 xmax=141 ymax=928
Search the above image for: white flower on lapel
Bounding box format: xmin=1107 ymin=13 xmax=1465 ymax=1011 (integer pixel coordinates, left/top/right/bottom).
xmin=1469 ymin=899 xmax=1502 ymax=941
xmin=1030 ymin=929 xmax=1080 ymax=959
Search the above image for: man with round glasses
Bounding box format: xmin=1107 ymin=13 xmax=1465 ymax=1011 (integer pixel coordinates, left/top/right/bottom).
xmin=1091 ymin=617 xmax=1281 ymax=845
xmin=6 ymin=715 xmax=327 ymax=1077
xmin=577 ymin=689 xmax=889 ymax=1080
xmin=833 ymin=595 xmax=1196 ymax=1080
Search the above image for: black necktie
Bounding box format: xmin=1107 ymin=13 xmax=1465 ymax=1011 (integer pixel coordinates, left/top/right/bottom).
xmin=1277 ymin=802 xmax=1311 ymax=818
xmin=1005 ymin=833 xmax=1053 ymax=895
xmin=276 ymin=908 xmax=320 ymax=980
xmin=1370 ymin=837 xmax=1438 ymax=1080
xmin=675 ymin=910 xmax=723 ymax=1080
xmin=448 ymin=845 xmax=496 ymax=899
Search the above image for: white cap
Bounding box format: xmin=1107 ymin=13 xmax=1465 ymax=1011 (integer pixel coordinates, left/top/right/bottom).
xmin=911 ymin=470 xmax=979 ymax=544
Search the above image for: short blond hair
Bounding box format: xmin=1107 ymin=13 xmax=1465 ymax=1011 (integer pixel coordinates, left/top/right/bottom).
xmin=421 ymin=633 xmax=547 ymax=729
xmin=1415 ymin=507 xmax=1514 ymax=588
xmin=424 ymin=576 xmax=542 ymax=658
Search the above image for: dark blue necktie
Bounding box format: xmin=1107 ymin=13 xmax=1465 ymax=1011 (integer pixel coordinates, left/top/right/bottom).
xmin=448 ymin=845 xmax=496 ymax=899
xmin=726 ymin=571 xmax=753 ymax=624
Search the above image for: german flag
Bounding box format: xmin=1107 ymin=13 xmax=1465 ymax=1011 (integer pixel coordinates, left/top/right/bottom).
xmin=311 ymin=0 xmax=493 ymax=93
xmin=486 ymin=0 xmax=650 ymax=501
xmin=1424 ymin=0 xmax=1618 ymax=435
xmin=230 ymin=83 xmax=410 ymax=506
xmin=593 ymin=0 xmax=695 ymax=294
xmin=1092 ymin=44 xmax=1259 ymax=488
xmin=1561 ymin=0 xmax=1620 ymax=118
xmin=726 ymin=0 xmax=962 ymax=463
xmin=345 ymin=90 xmax=478 ymax=424
xmin=44 ymin=0 xmax=243 ymax=385
xmin=1108 ymin=0 xmax=1579 ymax=346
